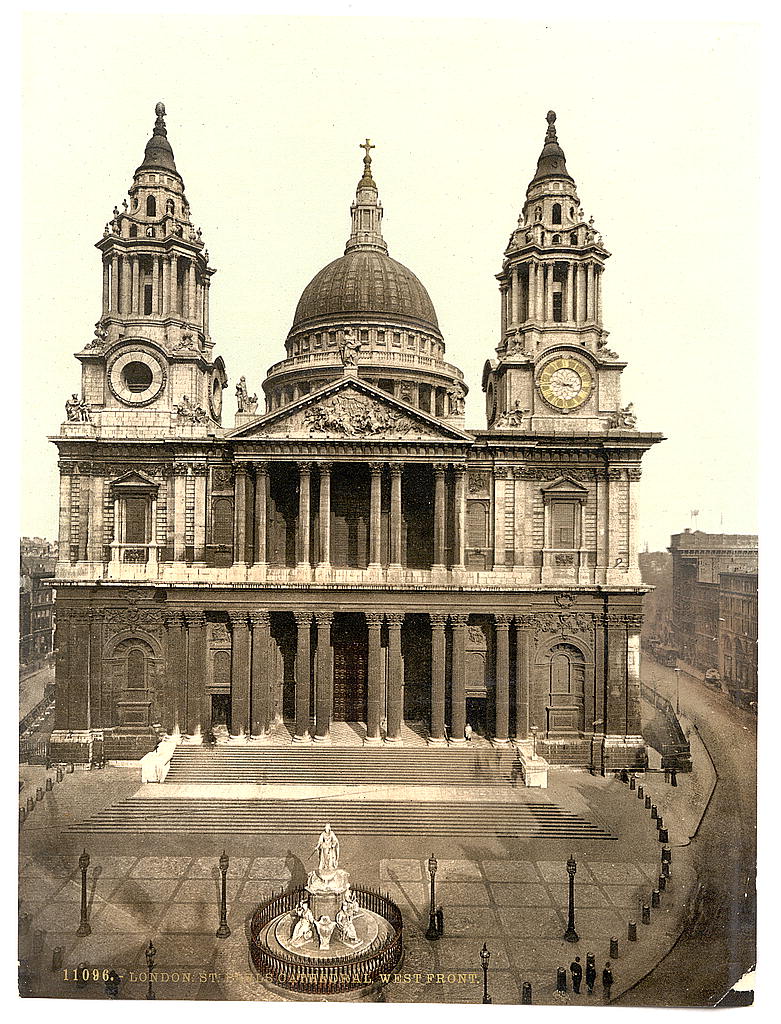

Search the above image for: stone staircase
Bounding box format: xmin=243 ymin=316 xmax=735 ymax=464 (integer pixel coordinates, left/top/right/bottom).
xmin=163 ymin=744 xmax=521 ymax=786
xmin=67 ymin=796 xmax=616 ymax=839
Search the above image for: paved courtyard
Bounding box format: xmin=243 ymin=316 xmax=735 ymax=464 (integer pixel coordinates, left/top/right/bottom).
xmin=18 ymin=761 xmax=698 ymax=1003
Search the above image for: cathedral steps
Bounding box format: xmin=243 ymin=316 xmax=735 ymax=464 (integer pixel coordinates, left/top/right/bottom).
xmin=66 ymin=796 xmax=615 ymax=839
xmin=163 ymin=745 xmax=521 ymax=786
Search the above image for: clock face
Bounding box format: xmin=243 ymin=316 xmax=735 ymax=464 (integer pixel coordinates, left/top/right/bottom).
xmin=485 ymin=379 xmax=497 ymax=426
xmin=537 ymin=356 xmax=594 ymax=411
xmin=208 ymin=368 xmax=223 ymax=421
xmin=108 ymin=347 xmax=166 ymax=406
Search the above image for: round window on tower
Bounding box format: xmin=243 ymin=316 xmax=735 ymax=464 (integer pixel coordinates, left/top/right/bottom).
xmin=123 ymin=361 xmax=154 ymax=393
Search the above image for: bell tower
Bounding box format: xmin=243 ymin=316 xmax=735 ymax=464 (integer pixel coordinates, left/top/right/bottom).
xmin=71 ymin=102 xmax=227 ymax=436
xmin=483 ymin=111 xmax=634 ymax=434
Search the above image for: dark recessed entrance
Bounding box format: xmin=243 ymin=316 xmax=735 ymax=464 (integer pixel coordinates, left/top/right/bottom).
xmin=211 ymin=694 xmax=231 ymax=731
xmin=332 ymin=613 xmax=368 ymax=722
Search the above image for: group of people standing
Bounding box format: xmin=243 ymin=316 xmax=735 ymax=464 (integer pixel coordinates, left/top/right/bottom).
xmin=568 ymin=955 xmax=614 ymax=1001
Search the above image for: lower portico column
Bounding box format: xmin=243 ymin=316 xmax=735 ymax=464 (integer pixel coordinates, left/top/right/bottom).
xmin=249 ymin=610 xmax=270 ymax=736
xmin=514 ymin=615 xmax=534 ymax=739
xmin=429 ymin=614 xmax=447 ymax=744
xmin=229 ymin=613 xmax=251 ymax=737
xmin=183 ymin=612 xmax=207 ymax=738
xmin=164 ymin=611 xmax=186 ymax=734
xmin=293 ymin=612 xmax=312 ymax=742
xmin=494 ymin=615 xmax=512 ymax=744
xmin=385 ymin=613 xmax=404 ymax=743
xmin=365 ymin=613 xmax=384 ymax=744
xmin=313 ymin=612 xmax=333 ymax=743
xmin=450 ymin=614 xmax=468 ymax=743
xmin=389 ymin=463 xmax=403 ymax=569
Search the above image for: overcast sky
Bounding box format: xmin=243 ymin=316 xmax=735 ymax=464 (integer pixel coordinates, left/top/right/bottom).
xmin=20 ymin=15 xmax=759 ymax=550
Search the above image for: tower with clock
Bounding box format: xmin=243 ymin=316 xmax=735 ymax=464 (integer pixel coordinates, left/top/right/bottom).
xmin=482 ymin=110 xmax=628 ymax=433
xmin=76 ymin=102 xmax=227 ymax=436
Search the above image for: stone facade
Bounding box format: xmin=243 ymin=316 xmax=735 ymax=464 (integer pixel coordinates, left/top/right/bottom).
xmin=50 ymin=107 xmax=663 ymax=771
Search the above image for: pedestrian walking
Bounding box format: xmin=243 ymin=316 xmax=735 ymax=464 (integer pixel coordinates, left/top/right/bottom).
xmin=602 ymin=961 xmax=614 ymax=1002
xmin=570 ymin=957 xmax=582 ymax=994
xmin=585 ymin=955 xmax=596 ymax=995
xmin=670 ymin=767 xmax=678 ymax=787
xmin=464 ymin=723 xmax=473 ymax=742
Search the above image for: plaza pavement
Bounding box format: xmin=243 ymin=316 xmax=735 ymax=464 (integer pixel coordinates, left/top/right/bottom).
xmin=18 ymin=749 xmax=705 ymax=1005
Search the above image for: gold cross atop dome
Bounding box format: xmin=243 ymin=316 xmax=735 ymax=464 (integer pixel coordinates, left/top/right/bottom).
xmin=359 ymin=138 xmax=376 ymax=185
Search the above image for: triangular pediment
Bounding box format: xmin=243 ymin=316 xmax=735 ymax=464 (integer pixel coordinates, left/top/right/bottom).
xmin=227 ymin=376 xmax=473 ymax=443
xmin=110 ymin=470 xmax=159 ymax=491
xmin=539 ymin=474 xmax=589 ymax=495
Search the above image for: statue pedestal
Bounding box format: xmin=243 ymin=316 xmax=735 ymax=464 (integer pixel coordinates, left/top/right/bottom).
xmin=306 ymin=868 xmax=350 ymax=922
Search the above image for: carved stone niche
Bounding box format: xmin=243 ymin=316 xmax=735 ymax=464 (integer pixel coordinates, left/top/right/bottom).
xmin=466 ymin=621 xmax=489 ymax=698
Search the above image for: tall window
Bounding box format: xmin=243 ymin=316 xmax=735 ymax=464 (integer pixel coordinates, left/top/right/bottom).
xmin=552 ymin=203 xmax=562 ymax=224
xmin=552 ymin=290 xmax=563 ymax=322
xmin=551 ymin=501 xmax=577 ymax=548
xmin=146 ymin=195 xmax=156 ymax=217
xmin=124 ymin=497 xmax=148 ymax=544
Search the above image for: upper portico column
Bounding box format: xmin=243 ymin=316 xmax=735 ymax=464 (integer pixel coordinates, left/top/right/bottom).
xmin=453 ymin=464 xmax=466 ymax=571
xmin=253 ymin=462 xmax=268 ymax=566
xmin=233 ymin=464 xmax=248 ymax=566
xmin=297 ymin=461 xmax=312 ymax=569
xmin=389 ymin=463 xmax=403 ymax=569
xmin=433 ymin=465 xmax=447 ymax=570
xmin=318 ymin=461 xmax=332 ymax=567
xmin=369 ymin=462 xmax=383 ymax=569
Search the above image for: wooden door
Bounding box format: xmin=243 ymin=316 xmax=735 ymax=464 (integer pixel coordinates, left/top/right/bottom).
xmin=332 ymin=642 xmax=368 ymax=721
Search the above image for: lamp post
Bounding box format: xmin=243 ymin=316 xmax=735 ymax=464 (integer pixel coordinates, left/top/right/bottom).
xmin=76 ymin=849 xmax=91 ymax=937
xmin=674 ymin=667 xmax=681 ymax=715
xmin=563 ymin=854 xmax=579 ymax=942
xmin=425 ymin=854 xmax=439 ymax=939
xmin=216 ymin=851 xmax=231 ymax=938
xmin=480 ymin=942 xmax=492 ymax=1003
xmin=145 ymin=940 xmax=156 ymax=1000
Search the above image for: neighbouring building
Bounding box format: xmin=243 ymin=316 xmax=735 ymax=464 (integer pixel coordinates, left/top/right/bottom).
xmin=669 ymin=530 xmax=758 ymax=688
xmin=638 ymin=550 xmax=672 ymax=646
xmin=49 ymin=105 xmax=662 ymax=769
xmin=19 ymin=541 xmax=57 ymax=667
xmin=718 ymin=571 xmax=758 ymax=708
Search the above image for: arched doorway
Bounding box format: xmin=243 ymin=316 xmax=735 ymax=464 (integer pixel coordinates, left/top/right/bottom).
xmin=545 ymin=642 xmax=586 ymax=735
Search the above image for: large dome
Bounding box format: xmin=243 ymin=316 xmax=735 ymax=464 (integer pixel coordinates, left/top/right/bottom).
xmin=292 ymin=250 xmax=439 ymax=333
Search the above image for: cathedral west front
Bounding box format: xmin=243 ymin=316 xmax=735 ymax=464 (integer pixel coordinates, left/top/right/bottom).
xmin=50 ymin=105 xmax=662 ymax=772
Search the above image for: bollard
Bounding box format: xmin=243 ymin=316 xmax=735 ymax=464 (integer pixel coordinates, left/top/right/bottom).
xmin=522 ymin=981 xmax=532 ymax=1004
xmin=637 ymin=784 xmax=644 ymax=799
xmin=656 ymin=815 xmax=663 ymax=831
xmin=661 ymin=846 xmax=672 ymax=863
xmin=52 ymin=947 xmax=64 ymax=971
xmin=556 ymin=967 xmax=568 ymax=993
xmin=56 ymin=767 xmax=64 ymax=783
xmin=628 ymin=921 xmax=637 ymax=942
xmin=610 ymin=936 xmax=619 ymax=959
xmin=67 ymin=763 xmax=75 ymax=774
xmin=19 ymin=807 xmax=26 ymax=826
xmin=659 ymin=828 xmax=669 ymax=844
xmin=75 ymin=962 xmax=90 ymax=989
xmin=26 ymin=796 xmax=34 ymax=812
xmin=651 ymin=889 xmax=661 ymax=908
xmin=658 ymin=874 xmax=667 ymax=892
xmin=650 ymin=804 xmax=658 ymax=820
xmin=45 ymin=778 xmax=53 ymax=792
xmin=645 ymin=795 xmax=651 ymax=809
xmin=629 ymin=776 xmax=636 ymax=791
xmin=35 ymin=787 xmax=44 ymax=802
xmin=641 ymin=903 xmax=651 ymax=925
xmin=662 ymin=860 xmax=670 ymax=878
